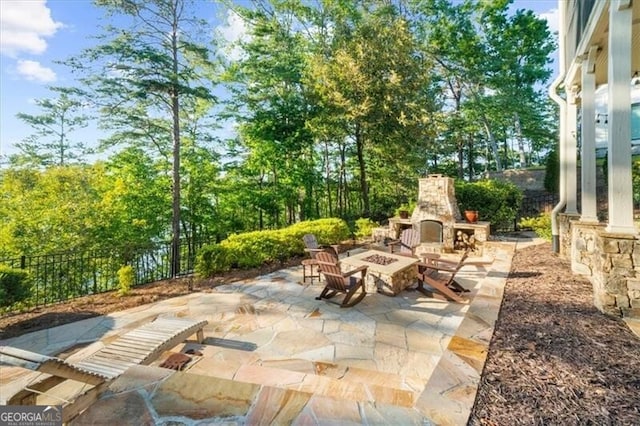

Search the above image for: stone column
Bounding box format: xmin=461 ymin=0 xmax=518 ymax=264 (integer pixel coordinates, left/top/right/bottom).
xmin=580 ymin=46 xmax=599 ymax=222
xmin=606 ymin=0 xmax=636 ymax=234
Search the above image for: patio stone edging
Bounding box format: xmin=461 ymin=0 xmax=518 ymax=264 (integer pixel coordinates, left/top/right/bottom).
xmin=413 ymin=243 xmax=514 ymax=425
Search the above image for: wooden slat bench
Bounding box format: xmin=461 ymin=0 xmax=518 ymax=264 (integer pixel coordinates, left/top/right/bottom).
xmin=1 ymin=316 xmax=207 ymax=407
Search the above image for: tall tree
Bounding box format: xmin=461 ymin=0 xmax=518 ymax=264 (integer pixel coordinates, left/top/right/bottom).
xmin=223 ymin=3 xmax=317 ymax=227
xmin=411 ymin=0 xmax=501 ymax=174
xmin=13 ymin=87 xmax=90 ymax=167
xmin=64 ymin=0 xmax=217 ymax=276
xmin=479 ymin=2 xmax=555 ymax=168
xmin=308 ymin=2 xmax=437 ymax=216
xmin=410 ymin=0 xmax=555 ymax=176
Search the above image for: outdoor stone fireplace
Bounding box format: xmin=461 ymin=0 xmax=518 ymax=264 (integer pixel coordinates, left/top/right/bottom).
xmin=411 ymin=174 xmax=461 ymax=250
xmin=378 ymin=174 xmax=490 ymax=255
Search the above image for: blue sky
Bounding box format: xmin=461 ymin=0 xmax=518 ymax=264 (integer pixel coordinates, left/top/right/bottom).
xmin=0 ymin=0 xmax=560 ymax=161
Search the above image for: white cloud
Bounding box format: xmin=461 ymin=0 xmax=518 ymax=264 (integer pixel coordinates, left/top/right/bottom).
xmin=538 ymin=7 xmax=559 ymax=34
xmin=0 ymin=0 xmax=63 ymax=57
xmin=216 ymin=9 xmax=251 ymax=62
xmin=16 ymin=60 xmax=56 ymax=83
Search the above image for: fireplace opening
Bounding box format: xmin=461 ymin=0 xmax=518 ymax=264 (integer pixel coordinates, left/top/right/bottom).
xmin=420 ymin=220 xmax=443 ymax=243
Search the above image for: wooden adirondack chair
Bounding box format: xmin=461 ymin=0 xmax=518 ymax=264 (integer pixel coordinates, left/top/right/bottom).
xmin=315 ymin=251 xmax=368 ymax=308
xmin=388 ymin=228 xmax=420 ymax=257
xmin=301 ymin=234 xmax=340 ymax=283
xmin=414 ymin=249 xmax=473 ymax=303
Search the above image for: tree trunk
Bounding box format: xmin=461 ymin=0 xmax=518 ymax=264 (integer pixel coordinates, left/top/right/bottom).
xmin=272 ymin=166 xmax=279 ymax=226
xmin=503 ymin=139 xmax=510 ymax=169
xmin=59 ymin=113 xmax=66 ymax=166
xmin=258 ymin=174 xmax=264 ymax=230
xmin=514 ymin=112 xmax=527 ymax=167
xmin=324 ymin=140 xmax=333 ymax=217
xmin=355 ymin=123 xmax=370 ymax=217
xmin=457 ymin=139 xmax=464 ymax=179
xmin=170 ymin=23 xmax=181 ymax=279
xmin=466 ymin=137 xmax=474 ymax=180
xmin=339 ymin=143 xmax=346 ymax=216
xmin=482 ymin=120 xmax=502 ymax=171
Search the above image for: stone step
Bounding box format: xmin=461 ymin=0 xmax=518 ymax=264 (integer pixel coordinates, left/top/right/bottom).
xmin=166 ymin=342 xmax=420 ymax=408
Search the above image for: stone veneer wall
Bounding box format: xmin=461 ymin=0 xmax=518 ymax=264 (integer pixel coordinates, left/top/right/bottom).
xmin=565 ymin=216 xmax=640 ymax=317
xmin=558 ymin=213 xmax=580 ymax=258
xmin=486 ymin=169 xmax=546 ymax=192
xmin=412 ymin=175 xmax=461 ymax=252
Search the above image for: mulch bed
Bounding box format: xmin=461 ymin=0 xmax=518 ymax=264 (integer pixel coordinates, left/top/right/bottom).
xmin=2 ymin=242 xmax=640 ymax=423
xmin=469 ymin=242 xmax=640 ymax=425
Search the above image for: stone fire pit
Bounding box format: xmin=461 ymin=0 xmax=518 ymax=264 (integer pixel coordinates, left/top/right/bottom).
xmin=362 ymin=254 xmax=398 ymax=266
xmin=341 ymin=250 xmax=419 ymax=296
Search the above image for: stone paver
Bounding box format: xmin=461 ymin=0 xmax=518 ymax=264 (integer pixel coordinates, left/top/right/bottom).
xmin=0 ymin=239 xmax=543 ymax=424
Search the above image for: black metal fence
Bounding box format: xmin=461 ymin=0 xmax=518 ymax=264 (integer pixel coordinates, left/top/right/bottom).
xmin=519 ymin=193 xmax=559 ymax=219
xmin=493 ymin=192 xmax=560 ymax=233
xmin=0 ymin=237 xmax=210 ymax=310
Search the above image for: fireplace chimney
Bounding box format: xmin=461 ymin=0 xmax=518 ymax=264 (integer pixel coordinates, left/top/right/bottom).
xmin=412 ymin=174 xmax=462 ymax=223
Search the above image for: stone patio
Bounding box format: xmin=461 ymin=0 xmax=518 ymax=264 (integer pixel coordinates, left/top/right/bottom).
xmin=0 ymin=239 xmax=539 ymax=425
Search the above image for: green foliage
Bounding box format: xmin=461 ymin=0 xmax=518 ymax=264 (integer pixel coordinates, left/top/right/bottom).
xmin=98 ymin=148 xmax=171 ymax=248
xmin=544 ymin=144 xmax=559 ymax=193
xmin=305 ymin=3 xmax=439 ymax=216
xmin=0 ymin=166 xmax=108 ymax=257
xmin=519 ymin=213 xmax=552 ymax=241
xmin=195 ymin=244 xmax=232 ymax=276
xmin=0 ymin=163 xmax=169 ymax=259
xmin=196 ymin=218 xmax=350 ymax=277
xmin=221 ymin=230 xmax=294 ymax=268
xmin=633 ymin=158 xmax=640 ymax=206
xmin=0 ymin=266 xmax=32 ymax=307
xmin=412 ymin=0 xmax=556 ymax=176
xmin=67 ymin=0 xmax=218 ymax=276
xmin=394 ymin=201 xmax=416 ymax=217
xmin=354 ymin=218 xmax=379 ymax=240
xmin=117 ymin=265 xmax=135 ymax=297
xmin=2 ymin=1 xmax=559 ymax=283
xmin=455 ymin=179 xmax=523 ymax=230
xmin=286 ymin=218 xmax=351 ymax=246
xmin=225 ymin=5 xmax=317 ymax=226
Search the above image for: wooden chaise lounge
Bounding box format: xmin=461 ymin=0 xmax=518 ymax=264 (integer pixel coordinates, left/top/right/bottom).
xmin=1 ymin=316 xmax=207 ymax=415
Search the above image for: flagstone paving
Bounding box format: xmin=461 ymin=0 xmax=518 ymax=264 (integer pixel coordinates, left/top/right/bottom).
xmin=0 ymin=238 xmax=543 ymax=425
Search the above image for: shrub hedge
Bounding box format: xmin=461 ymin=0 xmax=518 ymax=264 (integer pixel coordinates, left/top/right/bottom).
xmin=455 ymin=179 xmax=523 ymax=230
xmin=354 ymin=217 xmax=379 ymax=240
xmin=117 ymin=265 xmax=135 ymax=297
xmin=0 ymin=265 xmax=32 ymax=307
xmin=519 ymin=213 xmax=552 ymax=241
xmin=195 ymin=218 xmax=351 ymax=277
